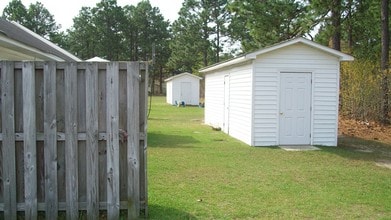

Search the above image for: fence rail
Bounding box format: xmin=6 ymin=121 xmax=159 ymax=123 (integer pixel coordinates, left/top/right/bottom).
xmin=0 ymin=61 xmax=148 ymax=219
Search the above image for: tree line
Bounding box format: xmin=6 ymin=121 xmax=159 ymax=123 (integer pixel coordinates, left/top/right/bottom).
xmin=2 ymin=0 xmax=390 ymax=123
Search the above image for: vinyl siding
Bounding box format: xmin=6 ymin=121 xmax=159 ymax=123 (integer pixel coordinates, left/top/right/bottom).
xmin=228 ymin=65 xmax=253 ymax=145
xmin=253 ymin=72 xmax=279 ymax=146
xmin=312 ymin=68 xmax=339 ymax=146
xmin=166 ymin=81 xmax=172 ymax=104
xmin=204 ymin=63 xmax=253 ymax=145
xmin=205 ymin=71 xmax=225 ymax=129
xmin=253 ymin=43 xmax=340 ymax=146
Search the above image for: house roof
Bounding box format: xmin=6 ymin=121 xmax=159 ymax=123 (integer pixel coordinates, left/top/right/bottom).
xmin=0 ymin=18 xmax=82 ymax=61
xmin=199 ymin=37 xmax=354 ymax=73
xmin=164 ymin=72 xmax=202 ymax=82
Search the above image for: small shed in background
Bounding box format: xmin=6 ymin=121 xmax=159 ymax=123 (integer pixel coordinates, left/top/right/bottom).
xmin=165 ymin=72 xmax=202 ymax=106
xmin=200 ymin=37 xmax=354 ymax=147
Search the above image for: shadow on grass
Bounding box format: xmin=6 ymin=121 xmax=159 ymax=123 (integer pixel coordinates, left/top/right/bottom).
xmin=147 ymin=204 xmax=198 ymax=220
xmin=338 ymin=135 xmax=391 ymax=148
xmin=148 ymin=132 xmax=200 ymax=148
xmin=319 ymin=135 xmax=391 ymax=162
xmin=148 ymin=117 xmax=170 ymax=121
xmin=254 ymin=146 xmax=282 ymax=150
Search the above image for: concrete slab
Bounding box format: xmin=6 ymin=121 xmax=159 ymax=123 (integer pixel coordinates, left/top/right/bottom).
xmin=279 ymin=145 xmax=321 ymax=151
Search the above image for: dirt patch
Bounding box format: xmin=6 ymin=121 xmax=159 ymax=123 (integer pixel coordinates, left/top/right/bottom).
xmin=354 ymin=148 xmax=374 ymax=153
xmin=339 ymin=116 xmax=391 ymax=145
xmin=375 ymin=160 xmax=391 ymax=170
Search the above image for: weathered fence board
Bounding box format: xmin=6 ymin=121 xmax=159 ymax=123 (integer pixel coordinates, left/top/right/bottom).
xmin=0 ymin=61 xmax=148 ymax=218
xmin=23 ymin=62 xmax=37 ymax=219
xmin=127 ymin=62 xmax=140 ymax=219
xmin=106 ymin=62 xmax=120 ymax=219
xmin=14 ymin=69 xmax=23 ymax=206
xmin=85 ymin=62 xmax=99 ymax=220
xmin=65 ymin=63 xmax=79 ymax=220
xmin=1 ymin=61 xmax=17 ymax=220
xmin=43 ymin=61 xmax=58 ymax=218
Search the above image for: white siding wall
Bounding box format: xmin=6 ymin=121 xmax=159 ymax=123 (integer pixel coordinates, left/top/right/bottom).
xmin=205 ymin=63 xmax=253 ymax=145
xmin=205 ymin=71 xmax=226 ymax=129
xmin=228 ymin=64 xmax=253 ymax=145
xmin=253 ymin=68 xmax=279 ymax=146
xmin=253 ymin=43 xmax=340 ymax=146
xmin=172 ymin=79 xmax=180 ymax=104
xmin=166 ymin=75 xmax=200 ymax=105
xmin=312 ymin=63 xmax=339 ymax=146
xmin=166 ymin=81 xmax=173 ymax=104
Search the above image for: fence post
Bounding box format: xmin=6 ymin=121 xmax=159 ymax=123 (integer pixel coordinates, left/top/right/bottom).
xmin=139 ymin=62 xmax=148 ymax=216
xmin=1 ymin=61 xmax=17 ymax=220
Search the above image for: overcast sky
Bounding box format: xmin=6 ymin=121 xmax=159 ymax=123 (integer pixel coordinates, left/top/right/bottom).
xmin=0 ymin=0 xmax=184 ymax=31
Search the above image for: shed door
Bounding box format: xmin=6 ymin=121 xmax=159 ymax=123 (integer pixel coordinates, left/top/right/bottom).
xmin=279 ymin=73 xmax=311 ymax=145
xmin=180 ymin=82 xmax=191 ymax=104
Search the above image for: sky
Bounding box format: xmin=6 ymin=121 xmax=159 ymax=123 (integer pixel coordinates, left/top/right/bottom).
xmin=0 ymin=0 xmax=184 ymax=30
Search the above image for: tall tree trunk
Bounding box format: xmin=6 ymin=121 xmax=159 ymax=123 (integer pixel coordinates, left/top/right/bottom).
xmin=203 ymin=20 xmax=209 ymax=66
xmin=216 ymin=24 xmax=220 ymax=63
xmin=150 ymin=71 xmax=155 ymax=95
xmin=331 ymin=0 xmax=341 ymax=51
xmin=380 ymin=0 xmax=389 ymax=124
xmin=347 ymin=0 xmax=353 ymax=50
xmin=214 ymin=0 xmax=220 ymax=63
xmin=159 ymin=66 xmax=163 ymax=95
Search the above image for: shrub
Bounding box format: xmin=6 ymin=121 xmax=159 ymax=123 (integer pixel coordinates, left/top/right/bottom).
xmin=340 ymin=60 xmax=390 ymax=122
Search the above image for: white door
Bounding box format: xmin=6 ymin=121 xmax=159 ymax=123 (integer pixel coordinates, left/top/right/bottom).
xmin=279 ymin=73 xmax=311 ymax=145
xmin=223 ymin=75 xmax=230 ymax=133
xmin=180 ymin=82 xmax=192 ymax=104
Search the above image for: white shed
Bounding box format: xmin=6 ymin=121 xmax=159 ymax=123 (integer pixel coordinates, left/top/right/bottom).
xmin=165 ymin=72 xmax=202 ymax=106
xmin=200 ymin=37 xmax=354 ymax=147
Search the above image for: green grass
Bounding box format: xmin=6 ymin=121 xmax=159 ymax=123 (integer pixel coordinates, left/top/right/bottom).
xmin=147 ymin=96 xmax=391 ymax=219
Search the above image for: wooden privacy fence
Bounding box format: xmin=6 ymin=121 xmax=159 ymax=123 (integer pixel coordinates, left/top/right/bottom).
xmin=0 ymin=61 xmax=148 ymax=219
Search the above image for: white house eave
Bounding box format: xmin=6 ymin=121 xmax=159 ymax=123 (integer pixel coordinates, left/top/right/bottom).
xmin=11 ymin=21 xmax=82 ymax=62
xmin=0 ymin=34 xmax=64 ymax=61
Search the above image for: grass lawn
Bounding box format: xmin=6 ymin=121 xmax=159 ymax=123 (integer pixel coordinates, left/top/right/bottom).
xmin=147 ymin=96 xmax=391 ymax=219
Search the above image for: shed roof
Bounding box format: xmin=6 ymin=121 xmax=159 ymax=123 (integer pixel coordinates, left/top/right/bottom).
xmin=0 ymin=18 xmax=81 ymax=61
xmin=86 ymin=56 xmax=110 ymax=62
xmin=200 ymin=37 xmax=354 ymax=73
xmin=164 ymin=72 xmax=202 ymax=82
